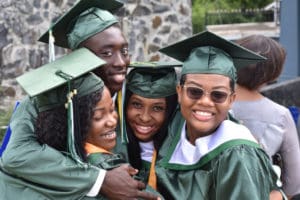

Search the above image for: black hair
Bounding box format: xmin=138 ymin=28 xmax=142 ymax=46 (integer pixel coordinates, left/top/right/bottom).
xmin=35 ymin=88 xmax=103 ymax=162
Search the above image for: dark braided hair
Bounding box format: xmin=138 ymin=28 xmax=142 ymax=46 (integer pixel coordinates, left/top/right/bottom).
xmin=36 ymin=88 xmax=103 ymax=161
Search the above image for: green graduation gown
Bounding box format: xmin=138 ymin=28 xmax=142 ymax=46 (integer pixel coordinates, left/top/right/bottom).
xmin=156 ymin=109 xmax=279 ymax=200
xmin=87 ymin=151 xmax=164 ymax=200
xmin=0 ymin=97 xmax=100 ymax=200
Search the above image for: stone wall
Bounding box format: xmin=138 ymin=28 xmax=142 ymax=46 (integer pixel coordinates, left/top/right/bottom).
xmin=0 ymin=0 xmax=192 ymax=112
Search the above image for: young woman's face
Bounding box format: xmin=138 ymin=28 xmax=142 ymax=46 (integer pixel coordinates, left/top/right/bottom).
xmin=81 ymin=26 xmax=130 ymax=95
xmin=126 ymin=94 xmax=167 ymax=142
xmin=86 ymin=87 xmax=118 ymax=151
xmin=177 ymin=74 xmax=235 ymax=144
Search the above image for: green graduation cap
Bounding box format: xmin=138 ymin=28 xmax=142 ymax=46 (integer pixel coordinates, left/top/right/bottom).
xmin=39 ymin=0 xmax=123 ymax=49
xmin=127 ymin=61 xmax=181 ymax=98
xmin=17 ymin=47 xmax=106 ymax=166
xmin=119 ymin=61 xmax=180 ymax=143
xmin=129 ymin=60 xmax=182 ymax=69
xmin=159 ymin=31 xmax=266 ymax=81
xmin=17 ymin=47 xmax=106 ymax=98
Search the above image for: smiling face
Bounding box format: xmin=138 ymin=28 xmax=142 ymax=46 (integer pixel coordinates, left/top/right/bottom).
xmin=86 ymin=87 xmax=118 ymax=151
xmin=126 ymin=94 xmax=167 ymax=142
xmin=177 ymin=74 xmax=235 ymax=144
xmin=81 ymin=25 xmax=130 ymax=95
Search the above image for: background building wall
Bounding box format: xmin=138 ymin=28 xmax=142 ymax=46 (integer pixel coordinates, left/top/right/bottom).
xmin=279 ymin=0 xmax=300 ymax=81
xmin=0 ymin=0 xmax=192 ymax=111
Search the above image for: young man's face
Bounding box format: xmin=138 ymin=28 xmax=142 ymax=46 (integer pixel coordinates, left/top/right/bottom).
xmin=176 ymin=73 xmax=236 ymax=144
xmin=82 ymin=26 xmax=130 ymax=95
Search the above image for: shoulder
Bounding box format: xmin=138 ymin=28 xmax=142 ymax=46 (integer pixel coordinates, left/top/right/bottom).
xmin=217 ymin=120 xmax=257 ymax=142
xmin=10 ymin=96 xmax=38 ymax=124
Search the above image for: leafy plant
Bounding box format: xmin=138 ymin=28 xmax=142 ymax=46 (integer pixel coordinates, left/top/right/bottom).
xmin=192 ymin=0 xmax=274 ymax=33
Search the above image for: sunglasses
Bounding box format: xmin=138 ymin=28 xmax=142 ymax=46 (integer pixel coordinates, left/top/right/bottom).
xmin=182 ymin=85 xmax=232 ymax=103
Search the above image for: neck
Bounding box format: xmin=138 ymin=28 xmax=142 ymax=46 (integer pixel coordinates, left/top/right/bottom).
xmin=235 ymin=85 xmax=264 ymax=101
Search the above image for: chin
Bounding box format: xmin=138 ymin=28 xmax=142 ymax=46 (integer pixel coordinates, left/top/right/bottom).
xmin=110 ymin=86 xmax=122 ymax=94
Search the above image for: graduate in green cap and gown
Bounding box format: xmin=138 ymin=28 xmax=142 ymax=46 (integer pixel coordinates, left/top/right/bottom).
xmin=154 ymin=31 xmax=284 ymax=199
xmin=0 ymin=0 xmax=158 ymax=199
xmin=114 ymin=62 xmax=180 ymax=190
xmin=0 ymin=48 xmax=109 ymax=199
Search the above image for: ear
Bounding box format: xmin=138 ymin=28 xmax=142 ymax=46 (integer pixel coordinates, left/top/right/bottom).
xmin=228 ymin=92 xmax=236 ymax=108
xmin=176 ymin=84 xmax=182 ymax=104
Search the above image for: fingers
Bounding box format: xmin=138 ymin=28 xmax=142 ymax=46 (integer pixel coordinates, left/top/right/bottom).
xmin=119 ymin=163 xmax=139 ymax=176
xmin=136 ymin=179 xmax=146 ymax=190
xmin=136 ymin=190 xmax=160 ymax=200
xmin=128 ymin=166 xmax=138 ymax=176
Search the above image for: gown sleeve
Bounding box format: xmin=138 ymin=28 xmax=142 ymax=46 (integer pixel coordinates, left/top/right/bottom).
xmin=1 ymin=97 xmax=101 ymax=199
xmin=214 ymin=145 xmax=279 ymax=200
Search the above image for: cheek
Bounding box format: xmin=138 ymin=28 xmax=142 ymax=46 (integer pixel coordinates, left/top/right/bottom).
xmin=153 ymin=113 xmax=165 ymax=125
xmin=90 ymin=120 xmax=105 ymax=133
xmin=215 ymin=104 xmax=231 ymax=120
xmin=93 ymin=66 xmax=109 ymax=79
xmin=180 ymin=95 xmax=194 ymax=111
xmin=123 ymin=56 xmax=130 ymax=65
xmin=126 ymin=107 xmax=138 ymax=122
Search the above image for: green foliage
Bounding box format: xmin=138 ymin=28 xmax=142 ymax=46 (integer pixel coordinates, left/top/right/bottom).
xmin=192 ymin=0 xmax=274 ymax=33
xmin=0 ymin=107 xmax=13 ymax=144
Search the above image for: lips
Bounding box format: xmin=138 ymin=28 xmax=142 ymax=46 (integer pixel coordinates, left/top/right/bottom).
xmin=135 ymin=124 xmax=154 ymax=135
xmin=193 ymin=110 xmax=214 ymax=121
xmin=112 ymin=73 xmax=126 ymax=84
xmin=100 ymin=130 xmax=116 ymax=139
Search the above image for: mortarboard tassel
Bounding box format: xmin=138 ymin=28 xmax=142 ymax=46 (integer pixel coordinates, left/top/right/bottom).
xmin=48 ymin=28 xmax=56 ymax=62
xmin=56 ymin=70 xmax=88 ymax=168
xmin=118 ymin=81 xmax=128 ymax=143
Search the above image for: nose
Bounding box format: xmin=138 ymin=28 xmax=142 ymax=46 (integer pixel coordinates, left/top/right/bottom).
xmin=106 ymin=111 xmax=118 ymax=127
xmin=139 ymin=109 xmax=152 ymax=123
xmin=197 ymin=93 xmax=214 ymax=106
xmin=113 ymin=52 xmax=127 ymax=70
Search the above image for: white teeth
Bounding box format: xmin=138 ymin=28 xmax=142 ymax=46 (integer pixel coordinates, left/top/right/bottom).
xmin=195 ymin=111 xmax=212 ymax=116
xmin=101 ymin=132 xmax=116 ymax=139
xmin=136 ymin=125 xmax=152 ymax=134
xmin=114 ymin=74 xmax=125 ymax=82
xmin=137 ymin=125 xmax=151 ymax=130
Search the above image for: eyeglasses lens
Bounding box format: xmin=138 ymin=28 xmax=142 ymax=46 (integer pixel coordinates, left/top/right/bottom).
xmin=185 ymin=87 xmax=228 ymax=103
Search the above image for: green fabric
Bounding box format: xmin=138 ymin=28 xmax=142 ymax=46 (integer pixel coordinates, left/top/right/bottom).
xmin=87 ymin=152 xmax=165 ymax=200
xmin=0 ymin=97 xmax=100 ymax=199
xmin=88 ymin=153 xmax=126 ymax=170
xmin=38 ymin=0 xmax=123 ymax=49
xmin=34 ymin=72 xmax=104 ymax=112
xmin=182 ymin=46 xmax=237 ymax=81
xmin=129 ymin=61 xmax=182 ymax=69
xmin=16 ymin=48 xmax=105 ymax=98
xmin=112 ymin=132 xmax=150 ymax=183
xmin=68 ymin=8 xmax=118 ymax=50
xmin=155 ymin=108 xmax=279 ymax=200
xmin=18 ymin=51 xmax=105 ymax=165
xmin=159 ymin=31 xmax=266 ymax=81
xmin=126 ymin=67 xmax=177 ymax=98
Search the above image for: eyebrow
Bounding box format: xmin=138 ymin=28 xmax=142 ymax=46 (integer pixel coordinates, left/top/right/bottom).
xmin=185 ymin=81 xmax=230 ymax=90
xmin=99 ymin=42 xmax=129 ymax=49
